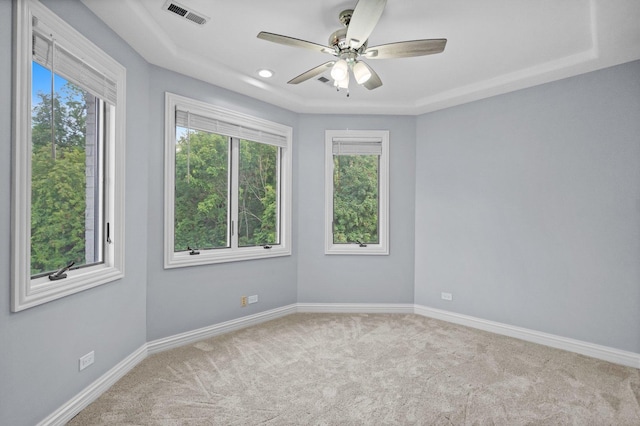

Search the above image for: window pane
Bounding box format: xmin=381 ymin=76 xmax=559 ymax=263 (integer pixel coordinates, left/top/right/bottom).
xmin=238 ymin=140 xmax=279 ymax=247
xmin=174 ymin=129 xmax=229 ymax=251
xmin=30 ymin=64 xmax=103 ymax=276
xmin=333 ymin=155 xmax=379 ymax=244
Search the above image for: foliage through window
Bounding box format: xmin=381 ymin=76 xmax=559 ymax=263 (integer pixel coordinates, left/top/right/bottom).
xmin=174 ymin=128 xmax=229 ymax=251
xmin=325 ymin=130 xmax=389 ymax=255
xmin=333 ymin=154 xmax=379 ymax=245
xmin=30 ymin=64 xmax=104 ymax=277
xmin=238 ymin=140 xmax=279 ymax=247
xmin=12 ymin=0 xmax=125 ymax=311
xmin=165 ymin=93 xmax=291 ymax=267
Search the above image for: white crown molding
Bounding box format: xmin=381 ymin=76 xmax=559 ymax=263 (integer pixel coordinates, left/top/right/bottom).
xmin=82 ymin=0 xmax=640 ymax=116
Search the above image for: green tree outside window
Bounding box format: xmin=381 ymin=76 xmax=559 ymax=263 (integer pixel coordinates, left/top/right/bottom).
xmin=333 ymin=155 xmax=379 ymax=244
xmin=30 ymin=65 xmax=96 ymax=276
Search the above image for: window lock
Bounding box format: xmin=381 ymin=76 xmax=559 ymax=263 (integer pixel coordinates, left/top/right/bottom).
xmin=187 ymin=246 xmax=200 ymax=255
xmin=106 ymin=222 xmax=112 ymax=244
xmin=48 ymin=261 xmax=75 ymax=281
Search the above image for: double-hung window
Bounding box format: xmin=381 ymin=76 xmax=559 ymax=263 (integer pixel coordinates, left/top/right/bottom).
xmin=164 ymin=93 xmax=292 ymax=267
xmin=12 ymin=0 xmax=126 ymax=311
xmin=325 ymin=130 xmax=389 ymax=255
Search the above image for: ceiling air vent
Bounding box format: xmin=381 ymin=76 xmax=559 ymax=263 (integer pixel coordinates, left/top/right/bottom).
xmin=317 ymin=76 xmax=337 ymax=89
xmin=162 ymin=1 xmax=209 ymax=26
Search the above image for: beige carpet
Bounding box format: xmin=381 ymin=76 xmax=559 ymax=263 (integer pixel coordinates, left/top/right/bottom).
xmin=69 ymin=313 xmax=640 ymax=425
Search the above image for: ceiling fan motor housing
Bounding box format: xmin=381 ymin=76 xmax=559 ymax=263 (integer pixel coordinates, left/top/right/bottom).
xmin=329 ymin=29 xmax=367 ymax=54
xmin=330 ymin=9 xmax=369 ymax=54
xmin=329 ymin=28 xmax=349 ymax=50
xmin=339 ymin=9 xmax=353 ymax=26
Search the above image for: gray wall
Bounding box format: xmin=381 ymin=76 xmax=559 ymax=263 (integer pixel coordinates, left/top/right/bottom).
xmin=415 ymin=60 xmax=640 ymax=353
xmin=0 ymin=1 xmax=149 ymax=425
xmin=144 ymin=67 xmax=299 ymax=341
xmin=2 ymin=0 xmax=639 ymax=424
xmin=296 ymin=114 xmax=416 ymax=303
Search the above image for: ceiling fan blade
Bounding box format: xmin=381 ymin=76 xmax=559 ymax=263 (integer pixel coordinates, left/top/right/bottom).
xmin=288 ymin=61 xmax=335 ymax=84
xmin=360 ymin=62 xmax=383 ymax=90
xmin=346 ymin=0 xmax=387 ymax=50
xmin=257 ymin=32 xmax=335 ymax=55
xmin=363 ymin=39 xmax=447 ymax=59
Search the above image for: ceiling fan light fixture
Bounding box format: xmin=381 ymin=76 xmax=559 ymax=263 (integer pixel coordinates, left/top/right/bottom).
xmin=334 ymin=71 xmax=350 ymax=89
xmin=353 ymin=61 xmax=371 ymax=84
xmin=331 ymin=59 xmax=349 ymax=81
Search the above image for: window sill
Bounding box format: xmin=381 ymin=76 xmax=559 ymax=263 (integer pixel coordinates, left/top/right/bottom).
xmin=164 ymin=245 xmax=291 ymax=269
xmin=12 ymin=264 xmax=124 ymax=312
xmin=325 ymin=243 xmax=389 ymax=256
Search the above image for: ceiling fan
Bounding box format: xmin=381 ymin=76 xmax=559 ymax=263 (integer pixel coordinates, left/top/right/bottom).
xmin=257 ymin=0 xmax=447 ymax=94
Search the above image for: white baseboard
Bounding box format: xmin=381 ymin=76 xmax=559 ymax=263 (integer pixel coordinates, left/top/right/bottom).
xmin=147 ymin=304 xmax=298 ymax=354
xmin=39 ymin=302 xmax=640 ymax=425
xmin=297 ymin=302 xmax=414 ymax=314
xmin=38 ymin=344 xmax=148 ymax=426
xmin=39 ymin=305 xmax=297 ymax=425
xmin=414 ymin=305 xmax=640 ymax=369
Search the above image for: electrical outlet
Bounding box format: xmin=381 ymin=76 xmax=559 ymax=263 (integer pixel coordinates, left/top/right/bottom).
xmin=441 ymin=292 xmax=453 ymax=301
xmin=241 ymin=296 xmax=247 ymax=307
xmin=248 ymin=295 xmax=258 ymax=304
xmin=79 ymin=351 xmax=94 ymax=371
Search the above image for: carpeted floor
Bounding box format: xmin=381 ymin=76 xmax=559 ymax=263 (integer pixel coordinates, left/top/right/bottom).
xmin=69 ymin=313 xmax=640 ymax=425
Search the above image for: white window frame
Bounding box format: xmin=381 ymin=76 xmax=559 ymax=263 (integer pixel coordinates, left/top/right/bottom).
xmin=325 ymin=130 xmax=389 ymax=255
xmin=164 ymin=92 xmax=292 ymax=268
xmin=11 ymin=0 xmax=126 ymax=312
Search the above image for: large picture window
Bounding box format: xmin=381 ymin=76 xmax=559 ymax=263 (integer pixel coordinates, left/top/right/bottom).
xmin=325 ymin=130 xmax=389 ymax=255
xmin=164 ymin=93 xmax=292 ymax=268
xmin=12 ymin=0 xmax=126 ymax=311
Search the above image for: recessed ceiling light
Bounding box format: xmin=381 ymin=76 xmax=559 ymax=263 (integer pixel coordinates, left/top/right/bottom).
xmin=258 ymin=69 xmax=274 ymax=78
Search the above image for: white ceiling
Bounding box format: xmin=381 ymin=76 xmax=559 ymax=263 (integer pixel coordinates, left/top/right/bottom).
xmin=81 ymin=0 xmax=640 ymax=115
